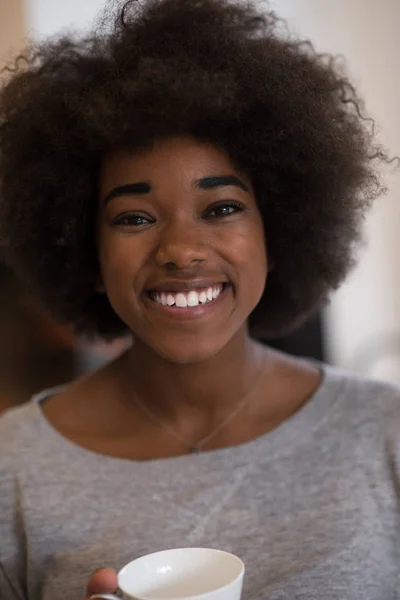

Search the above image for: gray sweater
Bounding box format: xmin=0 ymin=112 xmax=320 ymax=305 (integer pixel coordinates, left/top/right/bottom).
xmin=1 ymin=364 xmax=400 ymax=600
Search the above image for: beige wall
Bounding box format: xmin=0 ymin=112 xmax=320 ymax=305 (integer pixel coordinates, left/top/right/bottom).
xmin=0 ymin=0 xmax=26 ymax=69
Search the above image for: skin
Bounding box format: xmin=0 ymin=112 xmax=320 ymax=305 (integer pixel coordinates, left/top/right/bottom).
xmin=97 ymin=136 xmax=268 ymax=367
xmin=40 ymin=135 xmax=321 ymax=597
xmin=85 ymin=569 xmax=118 ymax=599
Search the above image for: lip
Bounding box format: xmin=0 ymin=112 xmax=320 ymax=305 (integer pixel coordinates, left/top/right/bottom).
xmin=143 ymin=283 xmax=231 ymax=321
xmin=145 ymin=279 xmax=228 ymax=294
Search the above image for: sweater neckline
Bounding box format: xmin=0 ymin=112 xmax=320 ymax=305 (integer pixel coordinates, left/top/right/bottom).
xmin=31 ymin=361 xmax=348 ymax=470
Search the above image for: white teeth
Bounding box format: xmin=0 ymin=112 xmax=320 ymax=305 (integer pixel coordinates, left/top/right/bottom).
xmin=175 ymin=293 xmax=187 ymax=308
xmin=187 ymin=291 xmax=200 ymax=307
xmin=152 ymin=284 xmax=224 ymax=308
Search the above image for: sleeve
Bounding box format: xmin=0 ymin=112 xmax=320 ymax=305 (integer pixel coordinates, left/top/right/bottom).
xmin=0 ymin=470 xmax=27 ymax=600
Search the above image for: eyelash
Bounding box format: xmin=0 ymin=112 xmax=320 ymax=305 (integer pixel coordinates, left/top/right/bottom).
xmin=112 ymin=201 xmax=245 ymax=227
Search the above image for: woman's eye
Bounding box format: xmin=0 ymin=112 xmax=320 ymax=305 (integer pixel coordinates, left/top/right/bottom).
xmin=206 ymin=202 xmax=244 ymax=218
xmin=113 ymin=214 xmax=153 ymax=227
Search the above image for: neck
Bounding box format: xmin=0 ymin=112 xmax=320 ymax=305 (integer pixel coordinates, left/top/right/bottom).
xmin=119 ymin=330 xmax=268 ymax=421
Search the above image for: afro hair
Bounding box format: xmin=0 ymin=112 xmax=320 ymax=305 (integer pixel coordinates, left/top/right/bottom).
xmin=0 ymin=0 xmax=390 ymax=340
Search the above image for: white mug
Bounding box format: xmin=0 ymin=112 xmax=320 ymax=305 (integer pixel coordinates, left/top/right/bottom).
xmin=90 ymin=547 xmax=245 ymax=600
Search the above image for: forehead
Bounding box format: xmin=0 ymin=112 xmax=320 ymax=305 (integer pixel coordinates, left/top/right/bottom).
xmin=99 ymin=135 xmax=250 ymax=190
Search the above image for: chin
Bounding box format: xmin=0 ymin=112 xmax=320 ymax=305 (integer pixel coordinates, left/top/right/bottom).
xmin=150 ymin=335 xmax=233 ymax=365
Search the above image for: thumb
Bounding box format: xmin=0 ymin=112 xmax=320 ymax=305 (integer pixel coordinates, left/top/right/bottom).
xmin=85 ymin=567 xmax=118 ymax=598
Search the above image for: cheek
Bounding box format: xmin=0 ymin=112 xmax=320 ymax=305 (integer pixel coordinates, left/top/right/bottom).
xmin=97 ymin=234 xmax=143 ymax=288
xmin=223 ymin=224 xmax=268 ymax=293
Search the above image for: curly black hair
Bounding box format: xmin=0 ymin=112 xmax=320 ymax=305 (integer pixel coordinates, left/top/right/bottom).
xmin=0 ymin=0 xmax=390 ymax=340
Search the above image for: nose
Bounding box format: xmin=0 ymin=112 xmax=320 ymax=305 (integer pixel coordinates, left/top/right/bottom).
xmin=155 ymin=219 xmax=209 ymax=270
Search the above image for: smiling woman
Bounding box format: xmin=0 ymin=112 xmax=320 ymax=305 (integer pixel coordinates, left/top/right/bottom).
xmin=0 ymin=1 xmax=399 ymax=600
xmin=96 ymin=138 xmax=267 ymax=364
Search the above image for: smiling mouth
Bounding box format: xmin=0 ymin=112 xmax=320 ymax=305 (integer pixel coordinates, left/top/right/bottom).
xmin=148 ymin=283 xmax=228 ymax=309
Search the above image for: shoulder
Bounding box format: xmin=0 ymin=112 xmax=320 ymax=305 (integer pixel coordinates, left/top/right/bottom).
xmin=0 ymin=359 xmax=122 ymax=478
xmin=0 ymin=401 xmax=45 ymax=537
xmin=0 ymin=400 xmax=42 ymax=459
xmin=0 ymin=401 xmax=48 ymax=592
xmin=320 ymin=363 xmax=400 ymax=437
xmin=0 ymin=387 xmax=66 ymax=479
xmin=325 ymin=363 xmax=400 ymax=408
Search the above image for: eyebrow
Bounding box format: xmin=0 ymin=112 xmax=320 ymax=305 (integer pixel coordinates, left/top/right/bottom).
xmin=103 ymin=182 xmax=151 ymax=205
xmin=195 ymin=175 xmax=250 ymax=193
xmin=103 ymin=175 xmax=249 ymax=205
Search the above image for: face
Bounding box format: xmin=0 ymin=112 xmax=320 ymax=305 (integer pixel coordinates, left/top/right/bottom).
xmin=97 ymin=135 xmax=268 ymax=364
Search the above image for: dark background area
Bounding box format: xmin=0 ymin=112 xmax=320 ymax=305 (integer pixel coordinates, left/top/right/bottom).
xmin=265 ymin=313 xmax=324 ymax=363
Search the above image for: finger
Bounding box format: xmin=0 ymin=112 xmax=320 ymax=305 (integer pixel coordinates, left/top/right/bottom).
xmin=86 ymin=568 xmax=118 ymax=598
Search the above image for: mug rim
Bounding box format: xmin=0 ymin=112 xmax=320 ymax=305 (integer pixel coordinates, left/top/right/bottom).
xmin=118 ymin=547 xmax=245 ymax=600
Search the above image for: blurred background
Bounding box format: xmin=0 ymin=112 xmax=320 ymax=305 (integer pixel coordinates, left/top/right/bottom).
xmin=0 ymin=0 xmax=399 ymax=413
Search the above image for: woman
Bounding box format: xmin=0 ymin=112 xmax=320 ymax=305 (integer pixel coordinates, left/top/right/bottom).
xmin=0 ymin=0 xmax=398 ymax=599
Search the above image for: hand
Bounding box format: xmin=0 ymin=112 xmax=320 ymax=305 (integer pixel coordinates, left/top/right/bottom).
xmin=83 ymin=568 xmax=119 ymax=599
